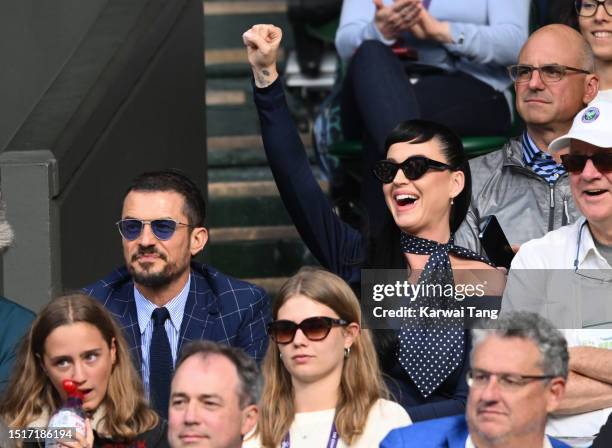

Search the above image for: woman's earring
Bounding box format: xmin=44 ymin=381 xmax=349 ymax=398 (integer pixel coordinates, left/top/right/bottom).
xmin=344 ymin=347 xmax=351 ymax=359
xmin=279 ymin=352 xmax=283 ymax=358
xmin=450 ymin=197 xmax=455 ymax=205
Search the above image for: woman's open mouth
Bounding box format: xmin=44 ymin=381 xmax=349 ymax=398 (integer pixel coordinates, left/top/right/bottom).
xmin=395 ymin=193 xmax=418 ymax=207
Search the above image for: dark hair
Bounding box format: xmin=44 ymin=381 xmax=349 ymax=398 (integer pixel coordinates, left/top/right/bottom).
xmin=384 ymin=119 xmax=471 ymax=232
xmin=363 ymin=120 xmax=471 ymax=363
xmin=557 ymin=1 xmax=579 ymax=30
xmin=125 ymin=170 xmax=206 ymax=226
xmin=365 ymin=119 xmax=471 ymax=266
xmin=175 ymin=341 xmax=260 ymax=407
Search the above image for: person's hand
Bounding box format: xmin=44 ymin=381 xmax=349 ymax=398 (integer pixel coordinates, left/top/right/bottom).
xmin=58 ymin=419 xmax=94 ymax=448
xmin=242 ymin=24 xmax=282 ymax=88
xmin=373 ymin=0 xmax=422 ymax=40
xmin=408 ymin=8 xmax=452 ymax=43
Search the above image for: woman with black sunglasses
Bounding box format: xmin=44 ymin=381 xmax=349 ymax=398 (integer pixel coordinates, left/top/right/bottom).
xmin=244 ymin=24 xmax=500 ymax=423
xmin=244 ymin=267 xmax=411 ymax=448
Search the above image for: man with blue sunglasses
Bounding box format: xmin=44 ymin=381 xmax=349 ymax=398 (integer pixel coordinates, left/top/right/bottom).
xmin=83 ymin=170 xmax=271 ymax=418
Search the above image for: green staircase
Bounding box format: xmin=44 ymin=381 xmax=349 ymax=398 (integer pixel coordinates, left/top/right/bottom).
xmin=202 ymin=0 xmax=321 ymax=296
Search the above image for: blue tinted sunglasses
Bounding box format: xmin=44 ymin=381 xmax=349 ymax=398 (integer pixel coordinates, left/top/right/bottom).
xmin=116 ymin=219 xmax=191 ymax=241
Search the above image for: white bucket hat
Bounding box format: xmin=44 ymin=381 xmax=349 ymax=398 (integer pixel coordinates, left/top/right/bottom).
xmin=549 ymin=99 xmax=612 ymax=151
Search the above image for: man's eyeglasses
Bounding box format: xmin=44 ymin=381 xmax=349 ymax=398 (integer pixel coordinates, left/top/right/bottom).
xmin=467 ymin=369 xmax=555 ymax=390
xmin=373 ymin=156 xmax=453 ymax=184
xmin=575 ymin=0 xmax=612 ymax=17
xmin=508 ymin=64 xmax=591 ymax=84
xmin=266 ymin=316 xmax=349 ymax=344
xmin=116 ymin=218 xmax=192 ymax=241
xmin=561 ymin=153 xmax=612 ymax=173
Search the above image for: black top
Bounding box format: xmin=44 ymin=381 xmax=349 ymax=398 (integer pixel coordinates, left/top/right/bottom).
xmin=253 ymin=77 xmax=470 ymax=421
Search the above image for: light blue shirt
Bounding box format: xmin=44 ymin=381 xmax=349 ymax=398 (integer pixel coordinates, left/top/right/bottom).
xmin=335 ymin=0 xmax=530 ymax=92
xmin=134 ymin=276 xmax=191 ymax=397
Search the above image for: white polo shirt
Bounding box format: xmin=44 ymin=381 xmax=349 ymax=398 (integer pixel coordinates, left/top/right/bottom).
xmin=503 ymin=218 xmax=612 ymax=328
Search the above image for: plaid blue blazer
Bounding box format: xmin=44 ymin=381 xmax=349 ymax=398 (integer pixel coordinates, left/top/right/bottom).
xmin=83 ymin=262 xmax=271 ymax=374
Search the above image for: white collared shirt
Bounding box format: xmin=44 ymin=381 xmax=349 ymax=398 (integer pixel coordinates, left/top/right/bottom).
xmin=509 ymin=217 xmax=611 ymax=270
xmin=134 ymin=275 xmax=191 ymax=397
xmin=503 ymin=218 xmax=612 ymax=328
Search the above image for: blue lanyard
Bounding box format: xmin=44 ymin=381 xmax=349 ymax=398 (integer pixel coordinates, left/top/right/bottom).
xmin=281 ymin=421 xmax=339 ymax=448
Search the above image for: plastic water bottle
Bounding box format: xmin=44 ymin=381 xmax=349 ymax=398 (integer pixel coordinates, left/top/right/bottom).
xmin=45 ymin=380 xmax=86 ymax=448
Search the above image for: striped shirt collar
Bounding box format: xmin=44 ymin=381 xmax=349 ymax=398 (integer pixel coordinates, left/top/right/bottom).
xmin=521 ymin=131 xmax=566 ymax=184
xmin=134 ymin=275 xmax=191 ymax=335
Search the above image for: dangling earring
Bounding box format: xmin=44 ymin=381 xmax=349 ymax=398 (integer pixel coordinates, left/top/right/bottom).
xmin=450 ymin=197 xmax=455 ymax=205
xmin=279 ymin=352 xmax=283 ymax=359
xmin=344 ymin=347 xmax=351 ymax=359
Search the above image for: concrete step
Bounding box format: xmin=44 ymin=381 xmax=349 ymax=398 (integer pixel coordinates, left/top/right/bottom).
xmin=204 ymin=1 xmax=287 ymax=15
xmin=207 ymin=150 xmax=326 ymax=228
xmin=244 ymin=276 xmax=290 ymax=297
xmin=204 ymin=8 xmax=291 ymax=51
xmin=209 ymin=179 xmax=280 ymax=198
xmin=201 ymin=1 xmax=322 ymax=283
xmin=206 ymin=90 xmax=246 ymax=107
xmin=207 ymin=103 xmax=259 ymax=137
xmin=203 ymin=0 xmax=291 ymax=78
xmin=208 ymin=167 xmax=326 ymax=189
xmin=206 ymin=77 xmax=251 ymax=101
xmin=204 ymin=51 xmax=287 ymax=79
xmin=207 ymin=133 xmax=312 ymax=167
xmin=209 ymin=166 xmax=274 ymax=182
xmin=208 ymin=193 xmax=294 ymax=226
xmin=201 ymin=236 xmax=318 ymax=279
xmin=207 ymin=167 xmax=327 ymax=227
xmin=210 ymin=225 xmax=297 ymax=242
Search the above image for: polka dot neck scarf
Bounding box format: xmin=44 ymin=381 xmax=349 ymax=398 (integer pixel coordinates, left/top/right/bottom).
xmin=398 ymin=232 xmax=492 ymax=397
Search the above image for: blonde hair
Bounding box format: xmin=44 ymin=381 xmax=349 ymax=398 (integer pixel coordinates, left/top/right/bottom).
xmin=0 ymin=293 xmax=158 ymax=441
xmin=258 ymin=267 xmax=387 ymax=447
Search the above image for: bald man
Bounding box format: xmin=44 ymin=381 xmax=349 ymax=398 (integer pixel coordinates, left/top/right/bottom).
xmin=470 ymin=26 xmax=607 ymax=447
xmin=455 ymin=24 xmax=599 ymax=254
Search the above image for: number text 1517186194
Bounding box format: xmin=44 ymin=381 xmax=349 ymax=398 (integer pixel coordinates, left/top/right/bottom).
xmin=9 ymin=428 xmax=75 ymax=441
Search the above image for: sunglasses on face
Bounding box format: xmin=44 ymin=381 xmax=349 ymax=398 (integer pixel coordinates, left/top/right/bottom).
xmin=561 ymin=153 xmax=612 ymax=173
xmin=266 ymin=316 xmax=349 ymax=344
xmin=373 ymin=156 xmax=453 ymax=184
xmin=116 ymin=218 xmax=191 ymax=241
